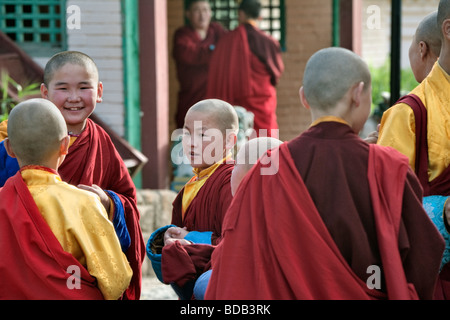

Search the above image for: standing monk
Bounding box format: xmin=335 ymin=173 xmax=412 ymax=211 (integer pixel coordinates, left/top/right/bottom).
xmin=377 ymin=1 xmax=450 ymax=299
xmin=173 ymin=0 xmax=227 ymax=129
xmin=206 ymin=0 xmax=284 ymax=137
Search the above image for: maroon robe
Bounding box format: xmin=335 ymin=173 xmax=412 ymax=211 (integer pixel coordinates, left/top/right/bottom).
xmin=173 ymin=22 xmax=227 ymax=129
xmin=206 ymin=24 xmax=284 ymax=136
xmin=171 ymin=163 xmax=234 ymax=245
xmin=0 ymin=173 xmax=104 ymax=300
xmin=205 ymin=122 xmax=444 ymax=300
xmin=58 ymin=118 xmax=145 ymax=300
xmin=161 ymin=163 xmax=234 ymax=287
xmin=397 ymin=94 xmax=450 ymax=299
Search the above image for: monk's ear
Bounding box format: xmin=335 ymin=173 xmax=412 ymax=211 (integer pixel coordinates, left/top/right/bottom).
xmin=59 ymin=136 xmax=70 ymax=156
xmin=96 ymin=81 xmax=103 ymax=103
xmin=225 ymin=130 xmax=237 ymax=151
xmin=40 ymin=83 xmax=49 ymax=99
xmin=299 ymin=87 xmax=310 ymax=110
xmin=443 ymin=19 xmax=450 ymax=41
xmin=352 ymin=82 xmax=365 ymax=108
xmin=418 ymin=41 xmax=429 ymax=59
xmin=4 ymin=138 xmax=16 ymax=158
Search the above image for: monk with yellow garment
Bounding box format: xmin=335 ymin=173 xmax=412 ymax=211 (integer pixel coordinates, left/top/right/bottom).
xmin=378 ymin=1 xmax=450 ymax=299
xmin=146 ymin=99 xmax=238 ymax=299
xmin=378 ymin=61 xmax=450 ymax=181
xmin=0 ymin=99 xmax=132 ymax=300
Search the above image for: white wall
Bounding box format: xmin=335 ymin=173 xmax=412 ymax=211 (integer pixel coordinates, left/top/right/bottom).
xmin=361 ymin=0 xmax=440 ymax=69
xmin=65 ymin=0 xmax=125 ymax=137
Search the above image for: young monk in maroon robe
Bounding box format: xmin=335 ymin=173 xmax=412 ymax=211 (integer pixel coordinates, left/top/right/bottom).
xmin=205 ymin=47 xmax=445 ymax=300
xmin=173 ymin=0 xmax=227 ymax=129
xmin=206 ymin=0 xmax=284 ymax=137
xmin=0 ymin=51 xmax=145 ymax=300
xmin=146 ymin=99 xmax=238 ymax=299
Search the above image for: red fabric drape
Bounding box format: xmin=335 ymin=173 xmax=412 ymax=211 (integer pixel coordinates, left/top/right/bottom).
xmin=0 ymin=173 xmax=104 ymax=300
xmin=58 ymin=118 xmax=145 ymax=300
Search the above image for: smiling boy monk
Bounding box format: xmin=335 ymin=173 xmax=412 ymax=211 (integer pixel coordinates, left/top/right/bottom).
xmin=205 ymin=47 xmax=444 ymax=300
xmin=0 ymin=51 xmax=144 ymax=299
xmin=147 ymin=99 xmax=238 ymax=299
xmin=0 ymin=99 xmax=132 ymax=299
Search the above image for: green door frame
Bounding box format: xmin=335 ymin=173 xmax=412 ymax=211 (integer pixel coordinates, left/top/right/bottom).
xmin=121 ymin=0 xmax=142 ymax=188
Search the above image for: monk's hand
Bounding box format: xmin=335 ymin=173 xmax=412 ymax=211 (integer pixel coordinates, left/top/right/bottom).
xmin=164 ymin=227 xmax=189 ymax=246
xmin=78 ymin=184 xmax=111 ymax=213
xmin=164 ymin=238 xmax=192 ymax=247
xmin=364 ymin=130 xmax=379 ymax=144
xmin=364 ymin=124 xmax=380 ymax=144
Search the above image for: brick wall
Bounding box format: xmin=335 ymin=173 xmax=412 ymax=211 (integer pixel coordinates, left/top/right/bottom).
xmin=276 ymin=0 xmax=332 ymax=141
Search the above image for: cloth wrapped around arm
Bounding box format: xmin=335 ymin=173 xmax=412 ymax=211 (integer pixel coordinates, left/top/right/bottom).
xmin=105 ymin=190 xmax=131 ymax=252
xmin=146 ymin=224 xmax=177 ymax=283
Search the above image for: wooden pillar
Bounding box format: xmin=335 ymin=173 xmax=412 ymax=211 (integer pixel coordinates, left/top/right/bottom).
xmin=390 ymin=0 xmax=402 ymax=105
xmin=336 ymin=0 xmax=362 ymax=55
xmin=138 ymin=0 xmax=169 ymax=189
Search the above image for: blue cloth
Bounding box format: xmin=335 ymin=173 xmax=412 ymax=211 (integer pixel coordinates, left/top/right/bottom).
xmin=105 ymin=190 xmax=131 ymax=253
xmin=193 ymin=269 xmax=212 ymax=300
xmin=423 ymin=195 xmax=450 ymax=271
xmin=184 ymin=231 xmax=213 ymax=245
xmin=146 ymin=224 xmax=177 ymax=283
xmin=0 ymin=140 xmax=20 ymax=186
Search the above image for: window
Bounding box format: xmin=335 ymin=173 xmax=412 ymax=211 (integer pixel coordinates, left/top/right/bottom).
xmin=191 ymin=0 xmax=286 ymax=50
xmin=0 ymin=0 xmax=67 ymax=56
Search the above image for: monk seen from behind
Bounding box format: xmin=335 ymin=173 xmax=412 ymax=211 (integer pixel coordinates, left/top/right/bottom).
xmin=205 ymin=47 xmax=445 ymax=300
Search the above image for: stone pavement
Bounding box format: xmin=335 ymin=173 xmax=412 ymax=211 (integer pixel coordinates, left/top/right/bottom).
xmin=140 ymin=276 xmax=178 ymax=300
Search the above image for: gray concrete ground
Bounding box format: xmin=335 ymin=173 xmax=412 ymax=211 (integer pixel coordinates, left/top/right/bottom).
xmin=140 ymin=276 xmax=178 ymax=300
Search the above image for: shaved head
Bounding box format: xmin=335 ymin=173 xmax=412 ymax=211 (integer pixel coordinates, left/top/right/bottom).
xmin=7 ymin=98 xmax=67 ymax=165
xmin=438 ymin=0 xmax=450 ymax=38
xmin=235 ymin=137 xmax=282 ymax=169
xmin=44 ymin=51 xmax=99 ymax=86
xmin=416 ymin=11 xmax=441 ymax=57
xmin=231 ymin=137 xmax=283 ymax=196
xmin=302 ymin=47 xmax=371 ymax=111
xmin=187 ymin=99 xmax=239 ymax=134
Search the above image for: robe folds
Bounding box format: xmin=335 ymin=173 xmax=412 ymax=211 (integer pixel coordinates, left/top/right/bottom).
xmin=171 ymin=163 xmax=234 ymax=245
xmin=57 ymin=118 xmax=144 ymax=300
xmin=206 ymin=24 xmax=284 ymax=135
xmin=0 ymin=172 xmax=105 ymax=300
xmin=156 ymin=163 xmax=234 ymax=288
xmin=378 ymin=61 xmax=450 ymax=185
xmin=173 ymin=22 xmax=227 ymax=129
xmin=206 ymin=122 xmax=444 ymax=300
xmin=378 ymin=62 xmax=450 ymax=299
xmin=388 ymin=93 xmax=450 ymax=197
